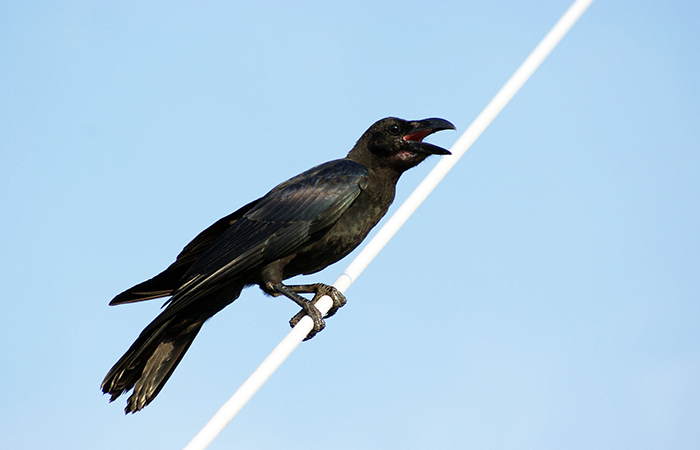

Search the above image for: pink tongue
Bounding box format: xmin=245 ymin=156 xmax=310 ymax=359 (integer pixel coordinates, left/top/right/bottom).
xmin=403 ymin=129 xmax=432 ymax=142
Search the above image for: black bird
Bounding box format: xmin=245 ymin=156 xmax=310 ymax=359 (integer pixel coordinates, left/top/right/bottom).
xmin=102 ymin=117 xmax=455 ymax=413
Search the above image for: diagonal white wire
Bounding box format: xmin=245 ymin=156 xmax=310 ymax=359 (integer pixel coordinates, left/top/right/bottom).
xmin=183 ymin=1 xmax=594 ymax=448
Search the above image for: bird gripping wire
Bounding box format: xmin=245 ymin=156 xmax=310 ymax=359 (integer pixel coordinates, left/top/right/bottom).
xmin=184 ymin=0 xmax=594 ymax=448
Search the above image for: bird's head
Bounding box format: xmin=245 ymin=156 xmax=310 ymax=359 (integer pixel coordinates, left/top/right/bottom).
xmin=349 ymin=117 xmax=455 ymax=173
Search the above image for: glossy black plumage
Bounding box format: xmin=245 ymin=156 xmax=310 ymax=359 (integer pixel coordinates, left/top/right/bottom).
xmin=102 ymin=117 xmax=455 ymax=413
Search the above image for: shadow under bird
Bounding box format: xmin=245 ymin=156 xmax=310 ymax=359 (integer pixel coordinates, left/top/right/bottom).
xmin=102 ymin=116 xmax=455 ymax=413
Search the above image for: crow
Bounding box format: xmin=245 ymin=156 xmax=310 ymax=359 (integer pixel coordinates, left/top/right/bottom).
xmin=102 ymin=117 xmax=455 ymax=413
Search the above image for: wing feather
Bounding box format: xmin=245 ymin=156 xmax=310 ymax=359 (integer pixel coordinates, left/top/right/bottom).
xmin=163 ymin=159 xmax=368 ymax=314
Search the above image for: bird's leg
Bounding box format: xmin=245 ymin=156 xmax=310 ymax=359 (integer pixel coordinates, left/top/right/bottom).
xmin=286 ymin=284 xmax=346 ymax=340
xmin=266 ymin=282 xmax=327 ymax=340
xmin=287 ymin=283 xmax=347 ymax=320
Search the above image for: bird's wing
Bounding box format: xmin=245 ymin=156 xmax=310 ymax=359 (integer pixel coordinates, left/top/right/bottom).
xmin=109 ymin=199 xmax=261 ymax=305
xmin=163 ymin=159 xmax=369 ymax=313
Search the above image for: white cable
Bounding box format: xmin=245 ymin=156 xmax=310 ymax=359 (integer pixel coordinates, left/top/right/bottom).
xmin=183 ymin=1 xmax=594 ymax=448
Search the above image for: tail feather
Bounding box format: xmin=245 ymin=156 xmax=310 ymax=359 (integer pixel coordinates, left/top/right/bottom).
xmin=101 ymin=317 xmax=203 ymax=413
xmin=109 ymin=200 xmax=260 ymax=306
xmin=104 ymin=281 xmax=244 ymax=413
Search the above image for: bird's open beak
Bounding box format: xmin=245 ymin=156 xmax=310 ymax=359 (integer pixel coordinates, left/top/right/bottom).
xmin=403 ymin=118 xmax=456 ymax=155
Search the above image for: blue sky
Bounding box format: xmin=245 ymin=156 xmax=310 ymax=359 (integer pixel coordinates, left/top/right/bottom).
xmin=2 ymin=1 xmax=699 ymax=449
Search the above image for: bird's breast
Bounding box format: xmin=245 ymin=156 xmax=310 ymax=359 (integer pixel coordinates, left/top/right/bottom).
xmin=284 ymin=182 xmax=395 ymax=278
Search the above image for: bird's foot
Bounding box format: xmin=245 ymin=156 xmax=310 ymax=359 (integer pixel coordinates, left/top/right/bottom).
xmin=289 ymin=301 xmax=325 ymax=341
xmin=289 ymin=284 xmax=346 ymax=340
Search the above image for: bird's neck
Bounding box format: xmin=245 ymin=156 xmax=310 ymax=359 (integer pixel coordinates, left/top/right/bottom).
xmin=346 ymin=145 xmax=403 ymax=185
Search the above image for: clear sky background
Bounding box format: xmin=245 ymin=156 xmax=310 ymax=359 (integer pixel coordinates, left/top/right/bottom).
xmin=2 ymin=1 xmax=699 ymax=449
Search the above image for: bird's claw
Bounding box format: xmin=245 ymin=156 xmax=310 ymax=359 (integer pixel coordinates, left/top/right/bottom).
xmin=289 ymin=284 xmax=346 ymax=340
xmin=289 ymin=306 xmax=325 ymax=341
xmin=316 ymin=284 xmax=347 ymax=319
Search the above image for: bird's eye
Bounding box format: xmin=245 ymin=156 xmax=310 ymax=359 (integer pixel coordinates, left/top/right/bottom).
xmin=388 ymin=124 xmax=401 ymax=135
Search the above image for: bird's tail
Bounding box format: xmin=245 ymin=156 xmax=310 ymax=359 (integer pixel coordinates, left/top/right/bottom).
xmin=101 ymin=314 xmax=203 ymax=413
